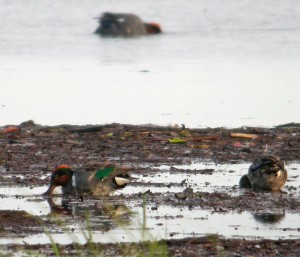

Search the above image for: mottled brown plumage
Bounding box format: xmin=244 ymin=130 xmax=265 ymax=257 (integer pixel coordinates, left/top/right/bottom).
xmin=239 ymin=155 xmax=287 ymax=191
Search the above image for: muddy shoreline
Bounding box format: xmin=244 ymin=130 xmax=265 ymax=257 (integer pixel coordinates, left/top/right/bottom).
xmin=2 ymin=237 xmax=300 ymax=257
xmin=0 ymin=121 xmax=299 ymax=256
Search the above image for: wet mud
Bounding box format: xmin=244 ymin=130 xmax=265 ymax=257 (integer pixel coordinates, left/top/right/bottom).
xmin=0 ymin=121 xmax=299 ymax=256
xmin=0 ymin=210 xmax=45 ymax=237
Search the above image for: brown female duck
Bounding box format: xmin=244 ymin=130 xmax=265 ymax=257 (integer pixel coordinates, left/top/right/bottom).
xmin=239 ymin=155 xmax=287 ymax=191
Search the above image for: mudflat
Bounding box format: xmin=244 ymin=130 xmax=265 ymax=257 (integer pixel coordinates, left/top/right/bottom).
xmin=0 ymin=121 xmax=299 ymax=256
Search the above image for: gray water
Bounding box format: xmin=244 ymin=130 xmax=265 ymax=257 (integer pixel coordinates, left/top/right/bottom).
xmin=1 ymin=0 xmax=300 ymax=127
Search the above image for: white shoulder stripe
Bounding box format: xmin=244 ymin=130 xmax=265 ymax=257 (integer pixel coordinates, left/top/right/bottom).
xmin=72 ymin=175 xmax=76 ymax=188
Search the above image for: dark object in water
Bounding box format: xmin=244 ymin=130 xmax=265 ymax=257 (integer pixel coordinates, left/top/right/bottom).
xmin=95 ymin=12 xmax=161 ymax=36
xmin=253 ymin=211 xmax=285 ymax=224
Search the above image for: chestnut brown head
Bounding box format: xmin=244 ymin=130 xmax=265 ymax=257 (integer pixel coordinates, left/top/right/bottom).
xmin=144 ymin=22 xmax=162 ymax=34
xmin=43 ymin=165 xmax=73 ymax=196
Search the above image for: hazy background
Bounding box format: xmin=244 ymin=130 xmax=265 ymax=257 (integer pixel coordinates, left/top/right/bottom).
xmin=1 ymin=0 xmax=299 ymax=128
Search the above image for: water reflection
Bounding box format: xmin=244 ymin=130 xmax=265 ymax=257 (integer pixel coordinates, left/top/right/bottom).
xmin=253 ymin=210 xmax=285 ymax=224
xmin=46 ymin=196 xmax=132 ymax=232
xmin=0 ymin=192 xmax=299 ymax=245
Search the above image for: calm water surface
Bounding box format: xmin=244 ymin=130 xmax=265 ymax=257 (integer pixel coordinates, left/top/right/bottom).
xmin=0 ymin=0 xmax=300 ymax=127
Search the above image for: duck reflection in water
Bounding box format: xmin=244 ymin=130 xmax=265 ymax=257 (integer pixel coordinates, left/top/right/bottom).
xmin=253 ymin=209 xmax=285 ymax=224
xmin=46 ymin=197 xmax=132 ymax=230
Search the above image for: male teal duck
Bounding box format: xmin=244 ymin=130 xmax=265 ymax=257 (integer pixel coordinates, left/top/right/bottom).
xmin=95 ymin=12 xmax=161 ymax=36
xmin=239 ymin=155 xmax=287 ymax=191
xmin=43 ymin=163 xmax=131 ymax=196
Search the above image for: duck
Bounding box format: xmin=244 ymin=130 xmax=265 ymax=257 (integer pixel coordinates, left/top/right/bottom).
xmin=95 ymin=12 xmax=161 ymax=36
xmin=43 ymin=162 xmax=131 ymax=197
xmin=239 ymin=155 xmax=287 ymax=191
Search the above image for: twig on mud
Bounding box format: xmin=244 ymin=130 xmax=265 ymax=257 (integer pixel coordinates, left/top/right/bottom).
xmin=229 ymin=133 xmax=259 ymax=139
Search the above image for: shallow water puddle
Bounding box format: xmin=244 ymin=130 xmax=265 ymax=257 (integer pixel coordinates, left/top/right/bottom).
xmin=119 ymin=162 xmax=247 ymax=195
xmin=122 ymin=162 xmax=300 ymax=195
xmin=0 ymin=162 xmax=299 ymax=244
xmin=0 ymin=199 xmax=299 ymax=245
